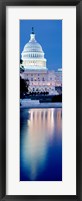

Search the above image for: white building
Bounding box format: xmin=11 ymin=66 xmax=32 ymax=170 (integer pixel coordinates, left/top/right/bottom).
xmin=55 ymin=68 xmax=62 ymax=87
xmin=20 ymin=28 xmax=62 ymax=95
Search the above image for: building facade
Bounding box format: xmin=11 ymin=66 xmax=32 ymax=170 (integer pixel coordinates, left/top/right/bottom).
xmin=20 ymin=28 xmax=62 ymax=95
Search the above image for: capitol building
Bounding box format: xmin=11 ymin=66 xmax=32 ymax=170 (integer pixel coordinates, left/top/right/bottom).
xmin=20 ymin=28 xmax=62 ymax=95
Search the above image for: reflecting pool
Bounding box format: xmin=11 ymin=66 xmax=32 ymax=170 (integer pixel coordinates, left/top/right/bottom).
xmin=20 ymin=108 xmax=62 ymax=181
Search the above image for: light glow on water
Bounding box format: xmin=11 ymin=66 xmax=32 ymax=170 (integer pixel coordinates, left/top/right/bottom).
xmin=20 ymin=108 xmax=62 ymax=181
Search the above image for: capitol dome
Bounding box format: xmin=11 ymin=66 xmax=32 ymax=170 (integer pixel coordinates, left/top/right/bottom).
xmin=21 ymin=28 xmax=47 ymax=70
xmin=23 ymin=38 xmax=43 ymax=53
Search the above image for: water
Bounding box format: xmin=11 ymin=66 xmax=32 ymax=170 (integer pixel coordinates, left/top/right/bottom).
xmin=20 ymin=108 xmax=62 ymax=181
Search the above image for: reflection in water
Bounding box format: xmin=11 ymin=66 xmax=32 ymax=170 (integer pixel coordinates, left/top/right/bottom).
xmin=20 ymin=108 xmax=62 ymax=181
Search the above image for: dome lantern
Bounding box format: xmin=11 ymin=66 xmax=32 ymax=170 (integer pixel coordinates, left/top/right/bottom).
xmin=30 ymin=27 xmax=36 ymax=42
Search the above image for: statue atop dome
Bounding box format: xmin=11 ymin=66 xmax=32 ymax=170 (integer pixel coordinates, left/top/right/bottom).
xmin=32 ymin=27 xmax=34 ymax=34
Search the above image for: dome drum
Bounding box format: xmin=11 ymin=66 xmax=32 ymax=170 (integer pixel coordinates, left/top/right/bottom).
xmin=22 ymin=52 xmax=45 ymax=59
xmin=23 ymin=60 xmax=46 ymax=68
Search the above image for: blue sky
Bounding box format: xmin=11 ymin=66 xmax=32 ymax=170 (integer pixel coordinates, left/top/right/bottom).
xmin=20 ymin=20 xmax=62 ymax=70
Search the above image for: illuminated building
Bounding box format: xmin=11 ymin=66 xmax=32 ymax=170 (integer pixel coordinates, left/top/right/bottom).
xmin=20 ymin=28 xmax=62 ymax=94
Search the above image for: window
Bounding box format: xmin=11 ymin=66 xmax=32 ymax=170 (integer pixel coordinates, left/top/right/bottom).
xmin=42 ymin=77 xmax=45 ymax=81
